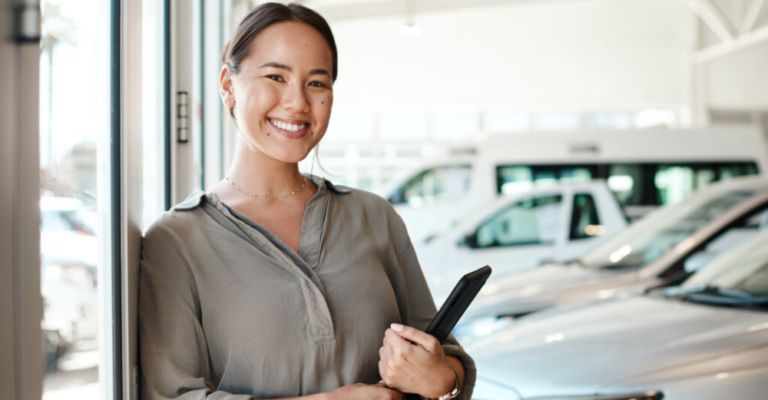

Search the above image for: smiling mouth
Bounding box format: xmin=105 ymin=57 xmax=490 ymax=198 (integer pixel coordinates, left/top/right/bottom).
xmin=268 ymin=118 xmax=309 ymax=133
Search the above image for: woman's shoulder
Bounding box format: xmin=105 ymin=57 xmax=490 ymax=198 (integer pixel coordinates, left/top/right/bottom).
xmin=323 ymin=179 xmax=409 ymax=237
xmin=143 ymin=190 xmax=209 ymax=243
xmin=325 ymin=179 xmax=398 ymax=214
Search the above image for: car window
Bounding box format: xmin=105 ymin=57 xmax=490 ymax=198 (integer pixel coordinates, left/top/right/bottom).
xmin=570 ymin=193 xmax=603 ymax=240
xmin=681 ymin=205 xmax=768 ymax=273
xmin=654 ymin=163 xmax=759 ymax=205
xmin=475 ymin=195 xmax=563 ymax=248
xmin=496 ymin=165 xmax=593 ymax=194
xmin=685 ymin=228 xmax=768 ymax=297
xmin=581 ymin=190 xmax=753 ymax=268
xmin=389 ymin=165 xmax=472 ymax=206
xmin=496 ymin=162 xmax=759 ymax=207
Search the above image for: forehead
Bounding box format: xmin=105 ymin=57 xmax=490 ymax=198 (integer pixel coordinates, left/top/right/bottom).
xmin=247 ymin=21 xmax=333 ymax=69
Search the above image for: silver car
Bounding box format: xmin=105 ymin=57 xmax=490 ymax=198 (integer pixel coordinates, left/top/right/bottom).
xmin=468 ymin=228 xmax=768 ymax=400
xmin=455 ymin=177 xmax=768 ymax=342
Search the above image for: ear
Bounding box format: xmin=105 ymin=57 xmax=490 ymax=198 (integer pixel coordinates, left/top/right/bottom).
xmin=220 ymin=65 xmax=235 ymax=108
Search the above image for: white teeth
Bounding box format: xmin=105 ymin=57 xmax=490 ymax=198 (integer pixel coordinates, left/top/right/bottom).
xmin=271 ymin=119 xmax=307 ymax=132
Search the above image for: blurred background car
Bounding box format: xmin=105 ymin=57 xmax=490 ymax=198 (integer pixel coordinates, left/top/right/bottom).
xmin=468 ymin=227 xmax=768 ymax=400
xmin=454 ymin=177 xmax=768 ymax=342
xmin=40 ymin=196 xmax=99 ymax=371
xmin=416 ymin=180 xmax=627 ymax=297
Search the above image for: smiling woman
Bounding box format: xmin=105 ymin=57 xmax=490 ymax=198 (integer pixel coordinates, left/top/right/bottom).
xmin=138 ymin=3 xmax=475 ymax=400
xmin=220 ymin=20 xmax=334 ymax=164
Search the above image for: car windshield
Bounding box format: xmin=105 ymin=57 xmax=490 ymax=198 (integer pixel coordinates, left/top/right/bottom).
xmin=581 ymin=189 xmax=753 ymax=269
xmin=682 ymin=229 xmax=768 ymax=298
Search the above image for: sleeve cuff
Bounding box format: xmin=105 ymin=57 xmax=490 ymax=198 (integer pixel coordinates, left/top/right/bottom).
xmin=442 ymin=343 xmax=476 ymax=400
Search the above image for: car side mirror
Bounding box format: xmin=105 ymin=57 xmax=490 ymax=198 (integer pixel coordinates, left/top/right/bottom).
xmin=458 ymin=232 xmax=479 ymax=249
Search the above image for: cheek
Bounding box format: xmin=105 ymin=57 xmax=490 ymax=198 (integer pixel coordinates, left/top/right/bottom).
xmin=311 ymin=94 xmax=333 ymax=127
xmin=237 ymin=81 xmax=280 ymax=124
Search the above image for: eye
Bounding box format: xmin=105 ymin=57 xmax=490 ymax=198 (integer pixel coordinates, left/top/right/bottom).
xmin=308 ymin=81 xmax=329 ymax=88
xmin=266 ymin=75 xmax=284 ymax=82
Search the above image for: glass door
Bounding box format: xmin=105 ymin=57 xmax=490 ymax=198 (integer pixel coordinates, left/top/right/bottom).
xmin=38 ymin=0 xmax=117 ymax=398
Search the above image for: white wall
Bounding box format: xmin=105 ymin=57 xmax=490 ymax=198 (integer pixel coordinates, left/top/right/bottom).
xmin=330 ymin=0 xmax=691 ymax=109
xmin=708 ymin=41 xmax=768 ymax=110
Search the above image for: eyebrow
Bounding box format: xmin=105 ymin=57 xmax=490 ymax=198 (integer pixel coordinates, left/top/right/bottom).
xmin=258 ymin=62 xmax=331 ymax=78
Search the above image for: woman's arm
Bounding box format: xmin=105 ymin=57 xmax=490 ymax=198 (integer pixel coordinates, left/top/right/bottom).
xmin=382 ymin=205 xmax=477 ymax=400
xmin=140 ymin=223 xmax=255 ymax=400
xmin=264 ymin=383 xmax=403 ymax=400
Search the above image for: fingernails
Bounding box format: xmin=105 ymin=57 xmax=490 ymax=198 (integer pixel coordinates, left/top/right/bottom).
xmin=391 ymin=323 xmax=403 ymax=331
xmin=378 ymin=380 xmax=384 ymax=383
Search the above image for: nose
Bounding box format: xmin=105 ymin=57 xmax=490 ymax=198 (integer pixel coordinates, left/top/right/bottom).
xmin=281 ymin=81 xmax=310 ymax=112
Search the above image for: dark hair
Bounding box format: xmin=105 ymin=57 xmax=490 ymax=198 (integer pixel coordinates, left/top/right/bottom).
xmin=221 ymin=2 xmax=338 ymax=82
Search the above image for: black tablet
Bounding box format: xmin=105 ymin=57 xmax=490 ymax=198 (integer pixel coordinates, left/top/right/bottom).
xmin=426 ymin=266 xmax=492 ymax=343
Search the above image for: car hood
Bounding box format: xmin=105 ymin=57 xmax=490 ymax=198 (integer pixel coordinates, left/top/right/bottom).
xmin=464 ymin=264 xmax=632 ymax=320
xmin=466 ymin=295 xmax=768 ymax=398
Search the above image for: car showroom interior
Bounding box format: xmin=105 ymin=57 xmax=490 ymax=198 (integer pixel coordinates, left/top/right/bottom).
xmin=2 ymin=0 xmax=768 ymax=399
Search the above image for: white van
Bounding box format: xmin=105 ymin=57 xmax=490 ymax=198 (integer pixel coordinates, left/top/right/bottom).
xmin=386 ymin=127 xmax=768 ymax=242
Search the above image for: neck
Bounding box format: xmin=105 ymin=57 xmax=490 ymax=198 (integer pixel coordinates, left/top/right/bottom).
xmin=227 ymin=137 xmax=307 ymax=196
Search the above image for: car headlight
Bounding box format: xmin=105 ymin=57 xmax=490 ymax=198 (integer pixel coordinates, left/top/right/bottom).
xmin=452 ymin=316 xmax=514 ymax=344
xmin=528 ymin=391 xmax=663 ymax=400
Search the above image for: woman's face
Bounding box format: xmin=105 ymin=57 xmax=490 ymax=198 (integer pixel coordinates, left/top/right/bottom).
xmin=221 ymin=21 xmax=334 ymax=163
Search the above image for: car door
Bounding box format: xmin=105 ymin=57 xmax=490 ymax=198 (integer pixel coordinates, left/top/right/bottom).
xmin=446 ymin=192 xmax=568 ymax=283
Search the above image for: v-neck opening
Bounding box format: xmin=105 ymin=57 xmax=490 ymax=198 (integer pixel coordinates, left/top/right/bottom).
xmin=205 ymin=173 xmax=328 ymax=273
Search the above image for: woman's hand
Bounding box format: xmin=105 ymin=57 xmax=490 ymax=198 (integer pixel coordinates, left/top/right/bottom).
xmin=378 ymin=324 xmax=456 ymax=399
xmin=324 ymin=382 xmax=404 ymax=400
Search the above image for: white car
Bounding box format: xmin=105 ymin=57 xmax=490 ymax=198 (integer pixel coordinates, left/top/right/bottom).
xmin=416 ymin=181 xmax=627 ymax=297
xmin=40 ymin=196 xmax=99 ymax=349
xmin=455 ymin=177 xmax=768 ymax=341
xmin=467 ymin=229 xmax=768 ymax=400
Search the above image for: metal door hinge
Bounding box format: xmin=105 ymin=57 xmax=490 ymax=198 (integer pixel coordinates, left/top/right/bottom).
xmin=14 ymin=1 xmax=41 ymax=43
xmin=177 ymin=91 xmax=189 ymax=143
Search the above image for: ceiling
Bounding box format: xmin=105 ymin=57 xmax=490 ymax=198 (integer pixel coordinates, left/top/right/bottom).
xmin=253 ymin=0 xmax=592 ymax=21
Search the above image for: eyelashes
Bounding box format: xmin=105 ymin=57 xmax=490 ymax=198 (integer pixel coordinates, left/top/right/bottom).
xmin=265 ymin=75 xmax=330 ymax=89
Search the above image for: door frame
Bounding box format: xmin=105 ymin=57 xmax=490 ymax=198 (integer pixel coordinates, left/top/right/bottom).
xmin=0 ymin=1 xmax=43 ymax=399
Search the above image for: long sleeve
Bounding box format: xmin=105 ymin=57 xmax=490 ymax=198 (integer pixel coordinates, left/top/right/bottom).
xmin=138 ymin=220 xmax=253 ymax=400
xmin=388 ymin=210 xmax=477 ymax=400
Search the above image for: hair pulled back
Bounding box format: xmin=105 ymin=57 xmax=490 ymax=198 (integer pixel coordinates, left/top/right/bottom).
xmin=221 ymin=2 xmax=338 ymax=82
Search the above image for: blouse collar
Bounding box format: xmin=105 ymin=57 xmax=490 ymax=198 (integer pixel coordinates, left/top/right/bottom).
xmin=174 ymin=173 xmax=351 ymax=212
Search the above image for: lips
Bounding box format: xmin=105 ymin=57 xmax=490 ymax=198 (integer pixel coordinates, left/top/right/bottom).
xmin=268 ymin=117 xmax=310 ymax=139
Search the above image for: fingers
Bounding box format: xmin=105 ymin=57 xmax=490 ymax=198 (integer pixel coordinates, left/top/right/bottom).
xmin=390 ymin=323 xmax=441 ymax=353
xmin=383 ymin=329 xmax=413 ymax=358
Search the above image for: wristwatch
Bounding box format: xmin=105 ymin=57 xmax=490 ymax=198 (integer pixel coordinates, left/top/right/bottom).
xmin=434 ymin=364 xmax=460 ymax=400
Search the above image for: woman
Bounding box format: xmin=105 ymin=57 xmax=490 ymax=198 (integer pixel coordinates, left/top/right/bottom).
xmin=139 ymin=3 xmax=475 ymax=400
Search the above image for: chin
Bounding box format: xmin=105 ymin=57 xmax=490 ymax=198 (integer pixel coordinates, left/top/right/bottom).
xmin=269 ymin=146 xmax=315 ymax=164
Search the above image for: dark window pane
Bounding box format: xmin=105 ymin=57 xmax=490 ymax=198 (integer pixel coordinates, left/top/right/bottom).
xmin=570 ymin=194 xmax=602 ymax=240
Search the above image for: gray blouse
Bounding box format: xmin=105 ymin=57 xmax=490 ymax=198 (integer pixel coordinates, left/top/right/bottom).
xmin=138 ymin=175 xmax=476 ymax=400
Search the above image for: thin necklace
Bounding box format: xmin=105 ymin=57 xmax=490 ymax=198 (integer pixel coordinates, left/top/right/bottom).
xmin=225 ymin=176 xmax=307 ymax=200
